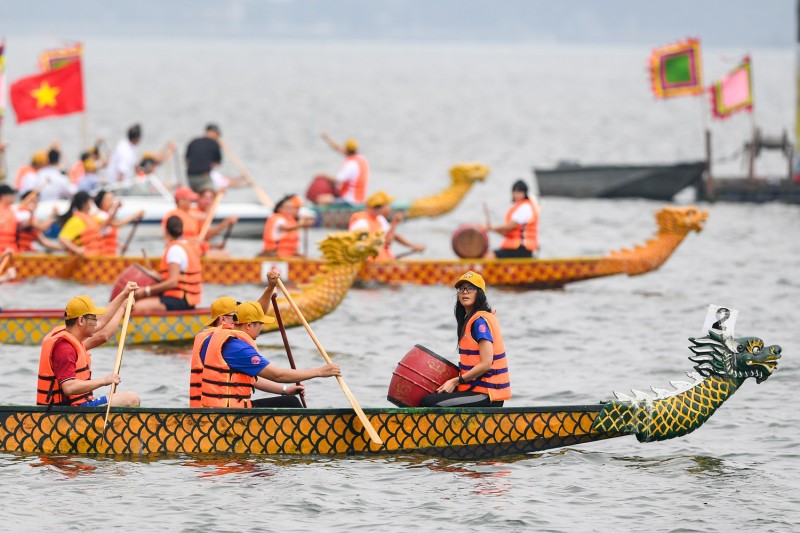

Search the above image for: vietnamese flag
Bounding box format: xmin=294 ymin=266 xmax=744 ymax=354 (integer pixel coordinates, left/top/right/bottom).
xmin=10 ymin=59 xmax=84 ymax=124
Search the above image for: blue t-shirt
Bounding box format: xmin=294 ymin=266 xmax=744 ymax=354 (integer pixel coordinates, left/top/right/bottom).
xmin=200 ymin=335 xmax=269 ymax=377
xmin=471 ymin=317 xmax=494 ymax=343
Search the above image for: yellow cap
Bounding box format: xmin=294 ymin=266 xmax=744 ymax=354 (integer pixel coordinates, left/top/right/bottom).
xmin=32 ymin=151 xmax=48 ymax=166
xmin=344 ymin=138 xmax=358 ymax=152
xmin=65 ymin=295 xmax=107 ymax=320
xmin=366 ymin=190 xmax=394 ymax=208
xmin=205 ymin=296 xmax=238 ymax=326
xmin=234 ymin=301 xmax=276 ymax=325
xmin=83 ymin=158 xmax=97 ymax=172
xmin=454 ymin=271 xmax=486 ymax=292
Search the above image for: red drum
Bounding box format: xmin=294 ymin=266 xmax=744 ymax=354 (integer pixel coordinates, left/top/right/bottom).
xmin=387 ymin=345 xmax=460 ymax=407
xmin=110 ymin=263 xmax=162 ymax=301
xmin=305 ymin=175 xmax=336 ymax=204
xmin=451 ymin=224 xmax=488 ymax=258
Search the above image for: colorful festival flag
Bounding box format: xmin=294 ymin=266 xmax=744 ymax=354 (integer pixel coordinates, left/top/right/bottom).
xmin=710 ymin=57 xmax=753 ymax=120
xmin=10 ymin=60 xmax=85 ymax=124
xmin=39 ymin=43 xmax=83 ymax=72
xmin=649 ymin=38 xmax=704 ymax=98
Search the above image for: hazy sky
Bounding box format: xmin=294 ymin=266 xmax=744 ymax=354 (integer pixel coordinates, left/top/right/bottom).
xmin=2 ymin=0 xmax=795 ymax=47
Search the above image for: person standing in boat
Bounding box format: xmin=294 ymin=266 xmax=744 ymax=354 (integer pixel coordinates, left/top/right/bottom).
xmin=259 ymin=194 xmax=314 ymax=258
xmin=106 ymin=124 xmax=142 ymax=184
xmin=185 ymin=124 xmax=223 ymax=193
xmin=484 ymin=179 xmax=539 ymax=259
xmin=314 ymin=133 xmax=369 ymax=205
xmin=132 ymin=215 xmax=202 ymax=312
xmin=36 ymin=288 xmax=141 ymax=408
xmin=93 ymin=190 xmax=145 ymax=256
xmin=420 ymin=271 xmax=511 ymax=408
xmin=199 ymin=300 xmax=340 ymax=408
xmin=348 ymin=190 xmax=425 ymax=260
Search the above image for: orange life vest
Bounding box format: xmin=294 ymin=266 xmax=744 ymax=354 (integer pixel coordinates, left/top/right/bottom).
xmin=338 ymin=154 xmax=369 ymax=203
xmin=14 ymin=165 xmax=35 ymax=189
xmin=262 ymin=213 xmax=300 ymax=258
xmin=36 ymin=326 xmax=94 ymax=406
xmin=68 ymin=161 xmax=85 ymax=184
xmin=457 ymin=311 xmax=512 ymax=401
xmin=159 ymin=240 xmax=203 ymax=306
xmin=15 ymin=207 xmax=38 ymax=253
xmin=0 ymin=205 xmax=19 ymax=253
xmin=189 ymin=324 xmax=233 ymax=407
xmin=66 ymin=211 xmax=104 ymax=257
xmin=97 ymin=215 xmax=119 ymax=257
xmin=348 ymin=211 xmax=393 ymax=260
xmin=200 ymin=329 xmax=258 ymax=408
xmin=162 ymin=208 xmax=201 ymax=240
xmin=500 ymin=199 xmax=539 ymax=252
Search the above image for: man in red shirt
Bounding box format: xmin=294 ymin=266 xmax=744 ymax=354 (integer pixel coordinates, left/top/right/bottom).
xmin=37 ymin=286 xmax=142 ymax=407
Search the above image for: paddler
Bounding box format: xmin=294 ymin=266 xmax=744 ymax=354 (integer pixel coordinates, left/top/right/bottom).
xmin=189 ymin=270 xmax=298 ymax=407
xmin=15 ymin=190 xmax=62 ymax=253
xmin=0 ymin=184 xmax=20 ymax=254
xmin=348 ymin=190 xmax=424 ymax=260
xmin=36 ymin=287 xmax=141 ymax=408
xmin=313 ymin=134 xmax=369 ymax=205
xmin=93 ymin=190 xmax=145 ymax=256
xmin=420 ymin=271 xmax=511 ymax=407
xmin=192 ymin=187 xmax=238 ymax=256
xmin=259 ymin=194 xmax=314 ymax=258
xmin=57 ymin=191 xmax=104 ymax=257
xmin=483 ymin=179 xmax=539 ymax=259
xmin=132 ymin=215 xmax=202 ymax=312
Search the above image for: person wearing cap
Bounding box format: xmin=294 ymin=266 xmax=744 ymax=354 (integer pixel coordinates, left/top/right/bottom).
xmin=484 ymin=179 xmax=540 ymax=259
xmin=185 ymin=124 xmax=223 ymax=193
xmin=76 ymin=155 xmax=102 ymax=193
xmin=0 ymin=184 xmax=20 ymax=254
xmin=133 ymin=215 xmax=203 ymax=312
xmin=23 ymin=148 xmax=76 ymax=201
xmin=189 ymin=270 xmax=282 ymax=407
xmin=15 ymin=150 xmax=49 ymax=190
xmin=348 ymin=190 xmax=425 ymax=261
xmin=161 ymin=187 xmax=206 ymax=254
xmin=420 ymin=271 xmax=512 ymax=408
xmin=199 ymin=299 xmax=341 ymax=408
xmin=36 ymin=285 xmax=142 ymax=407
xmin=106 ymin=124 xmax=142 ymax=184
xmin=259 ymin=194 xmax=314 ymax=258
xmin=315 ymin=132 xmax=370 ymax=205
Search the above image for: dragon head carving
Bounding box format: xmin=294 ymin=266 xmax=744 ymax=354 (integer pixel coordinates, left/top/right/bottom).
xmin=655 ymin=206 xmax=709 ymax=235
xmin=318 ymin=230 xmax=383 ymax=265
xmin=689 ymin=331 xmax=782 ymax=384
xmin=450 ymin=163 xmax=490 ymax=185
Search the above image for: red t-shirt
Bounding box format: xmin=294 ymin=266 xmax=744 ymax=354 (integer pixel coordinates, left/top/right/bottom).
xmin=51 ymin=337 xmax=79 ymax=384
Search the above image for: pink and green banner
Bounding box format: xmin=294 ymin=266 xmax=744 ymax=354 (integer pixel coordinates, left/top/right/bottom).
xmin=650 ymin=38 xmax=704 ymax=98
xmin=710 ymin=57 xmax=753 ymax=120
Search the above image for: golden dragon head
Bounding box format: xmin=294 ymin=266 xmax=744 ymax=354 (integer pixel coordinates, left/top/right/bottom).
xmin=450 ymin=163 xmax=490 ymax=185
xmin=655 ymin=206 xmax=709 ymax=235
xmin=318 ymin=230 xmax=383 ymax=265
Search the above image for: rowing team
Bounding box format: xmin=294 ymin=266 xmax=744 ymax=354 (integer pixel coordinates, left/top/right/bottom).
xmin=36 ymin=271 xmax=512 ymax=410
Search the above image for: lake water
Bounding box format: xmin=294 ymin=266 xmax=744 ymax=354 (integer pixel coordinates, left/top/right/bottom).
xmin=0 ymin=37 xmax=798 ymax=532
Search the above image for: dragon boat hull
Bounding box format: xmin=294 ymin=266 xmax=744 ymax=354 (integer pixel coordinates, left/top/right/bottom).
xmin=12 ymin=206 xmax=708 ymax=289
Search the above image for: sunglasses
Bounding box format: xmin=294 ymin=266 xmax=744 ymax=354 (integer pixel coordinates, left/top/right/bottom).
xmin=456 ymin=285 xmax=477 ymax=294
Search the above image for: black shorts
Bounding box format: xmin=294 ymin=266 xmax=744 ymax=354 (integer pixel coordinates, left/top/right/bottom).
xmin=419 ymin=391 xmax=504 ymax=408
xmin=159 ymin=295 xmax=194 ymax=311
xmin=494 ymin=246 xmax=534 ymax=259
xmin=251 ymin=396 xmax=303 ymax=408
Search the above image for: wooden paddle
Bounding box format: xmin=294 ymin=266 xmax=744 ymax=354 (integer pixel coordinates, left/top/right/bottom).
xmin=0 ymin=252 xmax=11 ymax=278
xmin=198 ymin=190 xmax=224 ymax=242
xmin=219 ymin=219 xmax=235 ymax=250
xmin=271 ymin=293 xmax=307 ymax=408
xmin=393 ymin=248 xmax=422 ymax=260
xmin=483 ymin=201 xmax=491 ymax=228
xmin=102 ymin=291 xmax=136 ymax=434
xmin=119 ymin=216 xmax=142 ymax=256
xmin=276 ymin=279 xmax=382 ymax=445
xmin=217 ymin=138 xmax=274 ymax=209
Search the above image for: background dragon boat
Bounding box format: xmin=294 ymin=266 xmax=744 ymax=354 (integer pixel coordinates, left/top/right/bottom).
xmin=0 ymin=331 xmax=781 ymax=460
xmin=0 ymin=230 xmax=381 ymax=346
xmin=14 ymin=205 xmax=708 ymax=289
xmin=310 ymin=162 xmax=489 ymax=228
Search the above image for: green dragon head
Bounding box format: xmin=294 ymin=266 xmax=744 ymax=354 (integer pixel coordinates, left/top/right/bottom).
xmin=689 ymin=331 xmax=782 ymax=384
xmin=318 ymin=230 xmax=382 ymax=265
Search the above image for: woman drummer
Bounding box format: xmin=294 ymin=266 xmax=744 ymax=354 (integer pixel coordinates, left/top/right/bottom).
xmin=420 ymin=271 xmax=511 ymax=407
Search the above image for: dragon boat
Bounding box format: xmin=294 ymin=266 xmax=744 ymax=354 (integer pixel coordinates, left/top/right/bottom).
xmin=0 ymin=331 xmax=781 ymax=460
xmin=13 ymin=206 xmax=707 ymax=289
xmin=0 ymin=230 xmax=382 ymax=346
xmin=310 ymin=162 xmax=489 ymax=228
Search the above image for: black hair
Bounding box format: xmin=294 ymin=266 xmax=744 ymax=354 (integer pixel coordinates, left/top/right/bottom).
xmin=47 ymin=148 xmax=60 ymax=165
xmin=165 ymin=215 xmax=184 ymax=239
xmin=128 ymin=124 xmax=142 ymax=142
xmin=94 ymin=189 xmax=110 ymax=210
xmin=64 ymin=317 xmax=78 ymax=328
xmin=512 ymin=179 xmax=529 ymax=199
xmin=57 ymin=191 xmax=93 ymax=226
xmin=454 ymin=287 xmax=491 ymax=341
xmin=206 ymin=123 xmax=220 ymax=134
xmin=273 ymin=194 xmax=295 ymax=215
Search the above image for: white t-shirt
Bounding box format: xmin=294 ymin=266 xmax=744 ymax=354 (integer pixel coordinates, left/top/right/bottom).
xmin=335 ymin=159 xmax=362 ymax=203
xmin=106 ymin=138 xmax=138 ymax=183
xmin=165 ymin=242 xmax=189 ymax=271
xmin=349 ymin=213 xmax=390 ymax=233
xmin=509 ymin=202 xmax=535 ymax=225
xmin=269 ymin=216 xmax=289 ymax=242
xmin=210 ymin=169 xmax=229 ymax=189
xmin=32 ymin=167 xmax=76 ymax=201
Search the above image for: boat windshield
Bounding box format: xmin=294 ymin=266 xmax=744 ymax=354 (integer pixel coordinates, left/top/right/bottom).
xmin=91 ymin=173 xmax=174 ymax=201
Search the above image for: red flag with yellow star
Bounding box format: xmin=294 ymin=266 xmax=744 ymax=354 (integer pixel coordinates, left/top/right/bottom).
xmin=9 ymin=59 xmax=84 ymax=124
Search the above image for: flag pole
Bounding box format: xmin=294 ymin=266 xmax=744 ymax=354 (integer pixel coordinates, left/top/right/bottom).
xmin=81 ymin=112 xmax=89 ymax=150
